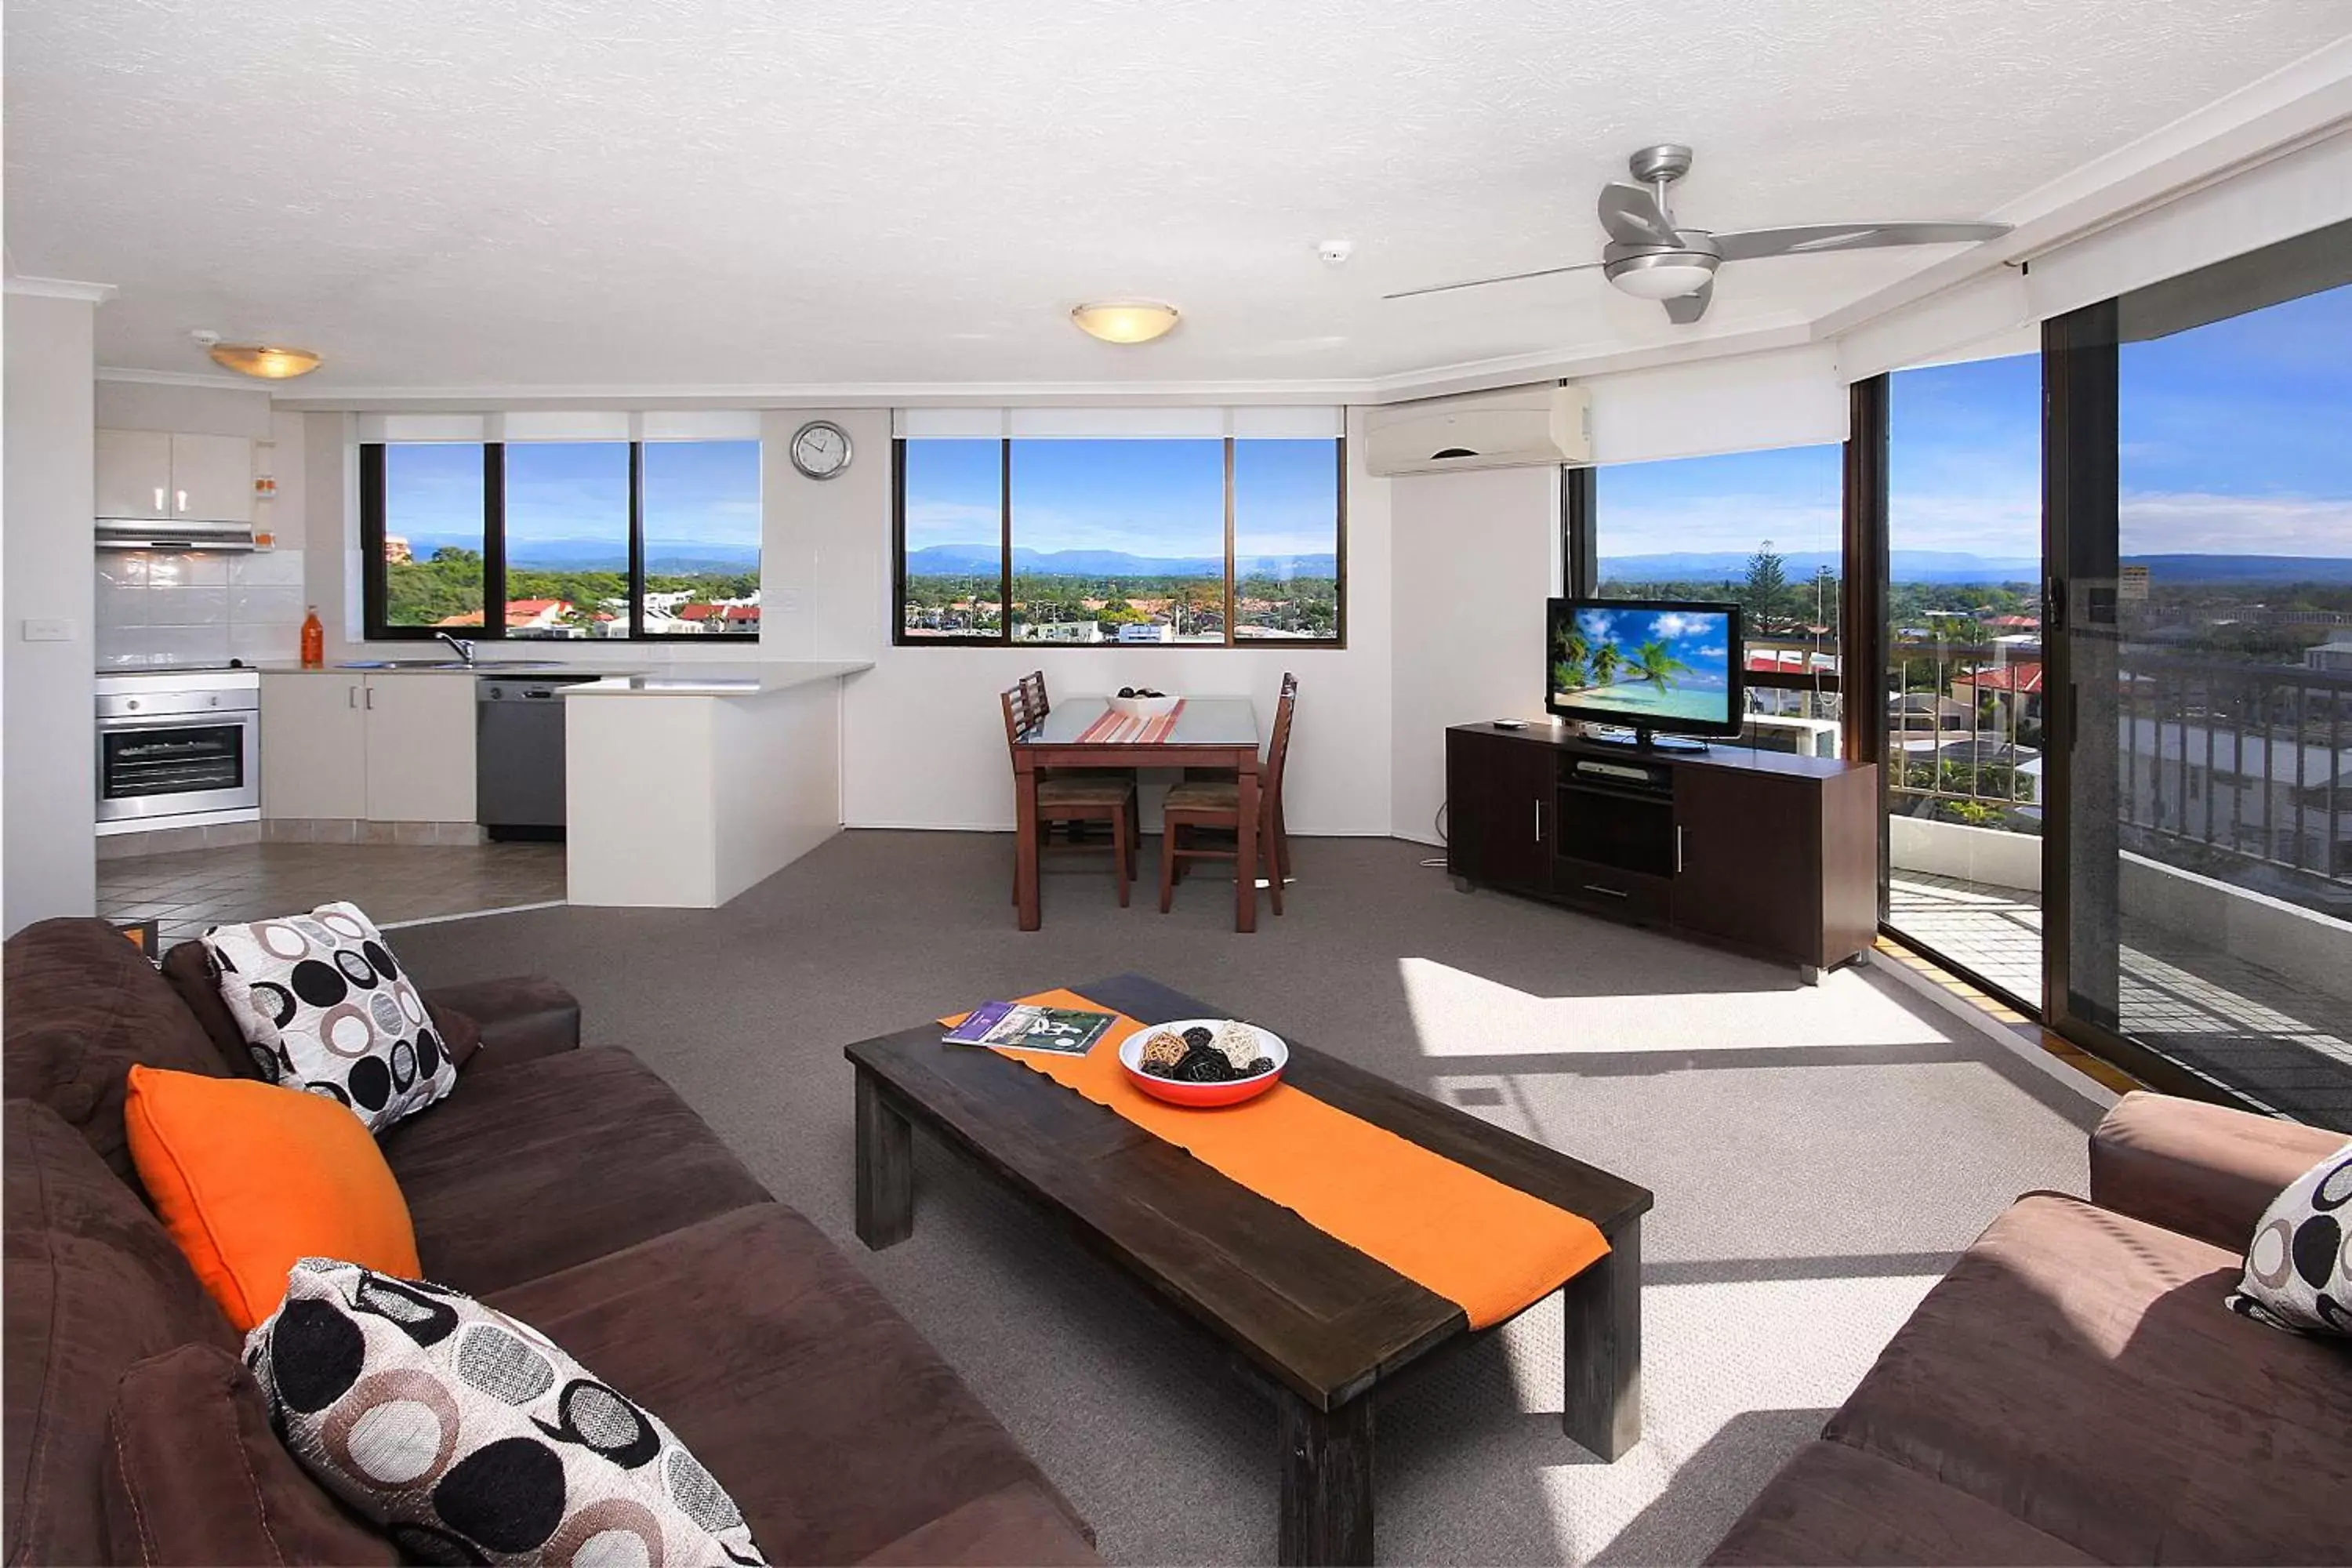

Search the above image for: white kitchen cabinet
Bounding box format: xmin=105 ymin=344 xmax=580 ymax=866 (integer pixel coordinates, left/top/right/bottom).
xmin=168 ymin=434 xmax=255 ymax=524
xmin=95 ymin=429 xmax=173 ymax=520
xmin=94 ymin=430 xmax=252 ymax=523
xmin=361 ymin=676 xmax=477 ymax=822
xmin=261 ymin=673 xmax=475 ymax=822
xmin=261 ymin=673 xmax=370 ymax=818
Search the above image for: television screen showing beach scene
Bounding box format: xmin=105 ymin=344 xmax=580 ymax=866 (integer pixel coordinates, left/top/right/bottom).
xmin=1549 ymin=602 xmax=1739 ymax=728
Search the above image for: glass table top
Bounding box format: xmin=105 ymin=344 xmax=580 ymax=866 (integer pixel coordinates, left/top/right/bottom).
xmin=1026 ymin=695 xmax=1260 ymax=746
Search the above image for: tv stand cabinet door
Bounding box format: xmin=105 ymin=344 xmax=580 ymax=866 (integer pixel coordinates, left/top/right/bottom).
xmin=1446 ymin=730 xmax=1555 ymax=895
xmin=1671 ymin=766 xmax=1820 ymax=964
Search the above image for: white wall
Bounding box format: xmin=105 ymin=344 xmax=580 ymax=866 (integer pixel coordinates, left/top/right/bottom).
xmin=5 ymin=294 xmax=100 ymax=934
xmin=1388 ymin=463 xmax=1560 ymax=846
xmin=779 ymin=408 xmax=1396 ymax=835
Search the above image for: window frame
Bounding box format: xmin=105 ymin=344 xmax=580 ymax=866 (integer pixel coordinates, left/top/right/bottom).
xmin=361 ymin=438 xmax=760 ymax=643
xmin=891 ymin=435 xmax=1347 ymax=649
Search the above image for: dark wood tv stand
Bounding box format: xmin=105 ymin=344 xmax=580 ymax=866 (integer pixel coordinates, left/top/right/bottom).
xmin=1445 ymin=722 xmax=1878 ymax=982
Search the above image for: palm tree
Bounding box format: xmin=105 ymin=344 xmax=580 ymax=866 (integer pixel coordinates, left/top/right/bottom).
xmin=1588 ymin=641 xmax=1624 ymax=688
xmin=1632 ymin=638 xmax=1693 ymax=693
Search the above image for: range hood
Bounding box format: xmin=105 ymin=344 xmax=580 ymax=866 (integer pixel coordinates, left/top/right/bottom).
xmin=96 ymin=517 xmax=257 ymax=552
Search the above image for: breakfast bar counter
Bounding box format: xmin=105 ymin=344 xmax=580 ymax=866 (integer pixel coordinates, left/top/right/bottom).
xmin=563 ymin=659 xmax=871 ymax=907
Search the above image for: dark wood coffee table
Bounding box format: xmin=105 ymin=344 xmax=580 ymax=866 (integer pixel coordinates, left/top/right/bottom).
xmin=842 ymin=975 xmax=1653 ymax=1567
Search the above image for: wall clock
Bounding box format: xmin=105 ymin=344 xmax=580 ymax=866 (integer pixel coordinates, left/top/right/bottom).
xmin=789 ymin=419 xmax=854 ymax=481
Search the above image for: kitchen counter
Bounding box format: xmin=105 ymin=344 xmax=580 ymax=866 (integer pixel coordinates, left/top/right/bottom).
xmin=562 ymin=660 xmax=872 ymax=697
xmin=564 ymin=659 xmax=868 ymax=908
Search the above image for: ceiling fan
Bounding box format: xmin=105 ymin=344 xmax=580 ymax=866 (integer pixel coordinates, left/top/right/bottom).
xmin=1386 ymin=143 xmax=2012 ymax=323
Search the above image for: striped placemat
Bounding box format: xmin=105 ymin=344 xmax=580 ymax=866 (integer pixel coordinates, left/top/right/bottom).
xmin=1073 ymin=700 xmax=1185 ymax=745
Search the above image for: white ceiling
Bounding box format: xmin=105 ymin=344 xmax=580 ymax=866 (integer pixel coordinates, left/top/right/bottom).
xmin=7 ymin=0 xmax=2348 ymax=397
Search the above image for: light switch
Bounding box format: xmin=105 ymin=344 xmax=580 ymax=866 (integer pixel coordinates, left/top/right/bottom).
xmin=20 ymin=618 xmax=77 ymax=642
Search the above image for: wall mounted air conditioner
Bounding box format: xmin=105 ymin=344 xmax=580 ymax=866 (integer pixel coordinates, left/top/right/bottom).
xmin=1363 ymin=384 xmax=1592 ymax=477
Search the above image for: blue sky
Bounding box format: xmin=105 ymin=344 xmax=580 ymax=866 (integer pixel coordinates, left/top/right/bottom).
xmin=1572 ymin=606 xmax=1732 ymax=690
xmin=1596 ymin=279 xmax=2350 ymax=567
xmin=386 ymin=440 xmax=762 ymax=562
xmin=902 ymin=437 xmax=1341 ymax=559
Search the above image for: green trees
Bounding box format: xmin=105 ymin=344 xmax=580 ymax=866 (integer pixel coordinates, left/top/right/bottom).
xmin=1632 ymin=638 xmax=1693 ymax=692
xmin=1588 ymin=640 xmax=1624 ymax=688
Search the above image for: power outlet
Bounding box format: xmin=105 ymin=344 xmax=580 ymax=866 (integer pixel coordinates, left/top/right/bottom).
xmin=20 ymin=618 xmax=76 ymax=642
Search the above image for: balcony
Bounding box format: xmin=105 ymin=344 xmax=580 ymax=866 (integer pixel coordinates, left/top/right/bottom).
xmin=1885 ymin=641 xmax=2352 ymax=1127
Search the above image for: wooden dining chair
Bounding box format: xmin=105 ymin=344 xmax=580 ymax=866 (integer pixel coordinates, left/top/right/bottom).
xmin=1159 ymin=673 xmax=1296 ymax=916
xmin=1002 ymin=683 xmax=1138 ymax=906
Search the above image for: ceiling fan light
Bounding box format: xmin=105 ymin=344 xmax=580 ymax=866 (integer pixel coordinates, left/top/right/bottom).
xmin=1606 ymin=260 xmax=1716 ymax=301
xmin=207 ymin=343 xmax=322 ymax=379
xmin=1070 ymin=303 xmax=1179 ymax=344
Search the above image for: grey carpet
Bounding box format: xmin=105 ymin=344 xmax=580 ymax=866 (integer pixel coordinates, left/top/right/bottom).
xmin=391 ymin=830 xmax=2105 ymax=1566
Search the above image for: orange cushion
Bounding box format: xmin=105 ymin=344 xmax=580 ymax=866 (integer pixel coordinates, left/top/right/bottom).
xmin=123 ymin=1065 xmax=421 ymax=1333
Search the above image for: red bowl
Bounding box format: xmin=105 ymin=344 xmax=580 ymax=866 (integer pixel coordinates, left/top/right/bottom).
xmin=1119 ymin=1019 xmax=1287 ymax=1108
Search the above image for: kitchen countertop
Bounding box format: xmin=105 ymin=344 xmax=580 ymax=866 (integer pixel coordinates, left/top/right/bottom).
xmin=562 ymin=660 xmax=873 ymax=697
xmin=247 ymin=659 xmax=873 ymax=695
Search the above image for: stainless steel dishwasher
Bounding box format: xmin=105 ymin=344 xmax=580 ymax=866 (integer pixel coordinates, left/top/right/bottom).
xmin=476 ymin=673 xmax=601 ymax=839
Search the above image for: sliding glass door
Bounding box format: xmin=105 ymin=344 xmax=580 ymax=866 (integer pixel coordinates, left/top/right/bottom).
xmin=2051 ymin=228 xmax=2352 ymax=1126
xmin=1882 ymin=353 xmax=2044 ymax=1004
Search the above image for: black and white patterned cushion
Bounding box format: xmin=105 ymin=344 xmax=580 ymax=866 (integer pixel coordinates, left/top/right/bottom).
xmin=201 ymin=902 xmax=456 ymax=1133
xmin=247 ymin=1258 xmax=767 ymax=1566
xmin=2225 ymin=1142 xmax=2352 ymax=1335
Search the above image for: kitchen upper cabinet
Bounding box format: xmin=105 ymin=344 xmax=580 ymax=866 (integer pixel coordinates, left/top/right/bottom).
xmin=362 ymin=677 xmax=476 ymax=822
xmin=94 ymin=430 xmax=252 ymax=523
xmin=261 ymin=673 xmax=475 ymax=822
xmin=168 ymin=434 xmax=255 ymax=524
xmin=95 ymin=430 xmax=173 ymax=519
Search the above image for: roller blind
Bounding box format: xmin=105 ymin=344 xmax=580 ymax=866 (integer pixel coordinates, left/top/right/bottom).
xmin=354 ymin=410 xmax=762 ymax=442
xmin=891 ymin=406 xmax=1345 ymax=439
xmin=1582 ymin=344 xmax=1849 ymax=465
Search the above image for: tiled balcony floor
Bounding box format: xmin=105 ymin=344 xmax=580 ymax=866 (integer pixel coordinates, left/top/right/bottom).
xmin=1890 ymin=870 xmax=2352 ymax=1128
xmin=99 ymin=840 xmax=566 ymax=949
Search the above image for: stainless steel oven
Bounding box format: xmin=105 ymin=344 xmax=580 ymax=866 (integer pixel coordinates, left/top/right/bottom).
xmin=94 ymin=670 xmax=261 ymax=826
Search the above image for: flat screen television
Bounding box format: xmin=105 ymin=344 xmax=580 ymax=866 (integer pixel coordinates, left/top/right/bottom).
xmin=1547 ymin=597 xmax=1745 ymax=746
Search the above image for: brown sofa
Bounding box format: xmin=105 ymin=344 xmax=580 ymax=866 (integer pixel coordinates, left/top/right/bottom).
xmin=1711 ymin=1091 xmax=2352 ymax=1566
xmin=3 ymin=916 xmax=1098 ymax=1566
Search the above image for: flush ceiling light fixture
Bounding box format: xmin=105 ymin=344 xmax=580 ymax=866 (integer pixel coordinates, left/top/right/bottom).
xmin=1069 ymin=302 xmax=1180 ymax=344
xmin=192 ymin=329 xmax=321 ymax=379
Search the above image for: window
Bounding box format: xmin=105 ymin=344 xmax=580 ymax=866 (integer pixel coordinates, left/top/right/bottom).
xmin=1234 ymin=440 xmax=1344 ymax=641
xmin=374 ymin=443 xmax=487 ymax=631
xmin=503 ymin=442 xmax=629 ymax=638
xmin=1592 ymin=445 xmax=1843 ymax=716
xmin=1881 ymin=352 xmax=2044 ymax=995
xmin=893 ymin=436 xmax=1345 ymax=647
xmin=641 ymin=441 xmax=764 ymax=637
xmin=363 ymin=438 xmax=760 ymax=641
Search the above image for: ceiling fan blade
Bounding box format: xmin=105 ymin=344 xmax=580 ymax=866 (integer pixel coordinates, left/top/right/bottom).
xmin=1661 ymin=279 xmax=1714 ymax=325
xmin=1381 ymin=260 xmax=1602 ymax=300
xmin=1712 ymin=221 xmax=2012 ymax=263
xmin=1598 ymin=182 xmax=1682 ymax=248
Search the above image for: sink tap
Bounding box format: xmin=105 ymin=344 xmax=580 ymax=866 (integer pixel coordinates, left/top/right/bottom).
xmin=435 ymin=631 xmax=476 ymax=666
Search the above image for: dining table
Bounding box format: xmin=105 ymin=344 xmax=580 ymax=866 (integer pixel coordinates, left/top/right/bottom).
xmin=1013 ymin=695 xmax=1263 ymax=933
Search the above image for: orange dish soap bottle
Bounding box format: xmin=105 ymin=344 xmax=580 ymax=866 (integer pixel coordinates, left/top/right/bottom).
xmin=299 ymin=606 xmax=325 ymax=669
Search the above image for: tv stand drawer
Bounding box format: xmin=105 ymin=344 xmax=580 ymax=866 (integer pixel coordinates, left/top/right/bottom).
xmin=1552 ymin=858 xmax=1671 ymax=922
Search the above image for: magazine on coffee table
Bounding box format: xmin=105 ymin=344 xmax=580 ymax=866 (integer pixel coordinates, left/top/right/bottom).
xmin=944 ymin=1000 xmax=1116 ymax=1056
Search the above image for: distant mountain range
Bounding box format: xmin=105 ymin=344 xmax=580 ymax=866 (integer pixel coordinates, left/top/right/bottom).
xmin=402 ymin=534 xmax=757 ymax=576
xmin=1604 ymin=550 xmax=2352 ymax=586
xmin=906 ymin=545 xmax=1337 ymax=579
xmin=1602 ymin=550 xmax=2039 ymax=584
xmin=2118 ymin=554 xmax=2352 ymax=584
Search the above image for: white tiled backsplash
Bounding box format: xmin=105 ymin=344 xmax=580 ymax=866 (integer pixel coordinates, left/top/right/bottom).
xmin=96 ymin=550 xmax=309 ymax=668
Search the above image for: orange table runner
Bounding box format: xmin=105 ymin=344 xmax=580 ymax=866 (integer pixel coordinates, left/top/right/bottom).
xmin=954 ymin=989 xmax=1609 ymax=1329
xmin=1072 ymin=701 xmax=1186 ymax=745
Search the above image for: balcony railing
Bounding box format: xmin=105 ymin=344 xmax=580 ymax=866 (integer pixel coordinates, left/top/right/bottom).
xmin=2111 ymin=648 xmax=2352 ymax=916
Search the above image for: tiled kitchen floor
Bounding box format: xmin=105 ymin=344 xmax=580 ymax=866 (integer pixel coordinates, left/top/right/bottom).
xmin=99 ymin=840 xmax=567 ymax=947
